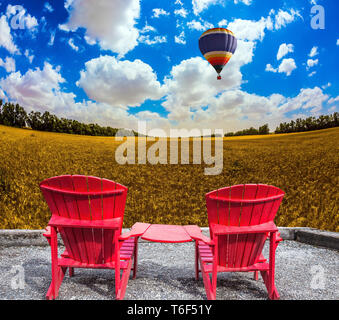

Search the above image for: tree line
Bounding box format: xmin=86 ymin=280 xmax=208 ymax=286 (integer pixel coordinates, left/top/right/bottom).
xmin=0 ymin=99 xmax=338 ymax=137
xmin=0 ymin=100 xmax=132 ymax=136
xmin=224 ymin=124 xmax=270 ymax=137
xmin=274 ymin=113 xmax=338 ymax=134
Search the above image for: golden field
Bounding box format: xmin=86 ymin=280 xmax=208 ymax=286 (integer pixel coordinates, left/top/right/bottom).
xmin=0 ymin=125 xmax=338 ymax=231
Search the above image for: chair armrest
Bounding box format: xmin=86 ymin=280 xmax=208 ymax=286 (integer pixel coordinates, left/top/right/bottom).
xmin=183 ymin=225 xmax=214 ymax=245
xmin=43 ymin=226 xmax=52 ymax=238
xmin=119 ymin=223 xmax=151 ymax=241
xmin=210 ymin=221 xmax=278 ymax=236
xmin=273 ymin=232 xmax=283 ymax=243
xmin=48 ymin=215 xmax=122 ymax=229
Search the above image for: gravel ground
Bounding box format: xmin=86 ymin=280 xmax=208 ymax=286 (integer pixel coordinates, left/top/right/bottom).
xmin=0 ymin=240 xmax=338 ymax=300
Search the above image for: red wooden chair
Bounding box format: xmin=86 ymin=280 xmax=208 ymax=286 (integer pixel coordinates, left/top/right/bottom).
xmin=194 ymin=184 xmax=284 ymax=300
xmin=40 ymin=175 xmax=148 ymax=300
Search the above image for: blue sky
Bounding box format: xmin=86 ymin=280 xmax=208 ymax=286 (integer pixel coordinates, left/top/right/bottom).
xmin=0 ymin=0 xmax=338 ymax=135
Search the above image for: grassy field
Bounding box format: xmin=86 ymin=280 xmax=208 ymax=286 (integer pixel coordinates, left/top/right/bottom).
xmin=0 ymin=125 xmax=338 ymax=231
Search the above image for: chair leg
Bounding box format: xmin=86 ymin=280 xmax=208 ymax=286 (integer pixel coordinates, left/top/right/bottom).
xmin=254 ymin=271 xmax=259 ymax=281
xmin=195 ymin=241 xmax=199 ymax=280
xmin=201 ymin=267 xmax=216 ymax=300
xmin=133 ymin=237 xmax=138 ymax=279
xmin=69 ymin=267 xmax=74 ymax=277
xmin=116 ymin=259 xmax=133 ymax=300
xmin=261 ymin=232 xmax=280 ymax=300
xmin=46 ymin=226 xmax=66 ymax=300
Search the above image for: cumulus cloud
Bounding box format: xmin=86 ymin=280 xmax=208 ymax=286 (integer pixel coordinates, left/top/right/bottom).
xmin=162 ymin=56 xmax=242 ymax=121
xmin=278 ymin=87 xmax=328 ymax=114
xmin=273 ymin=8 xmax=301 ymax=30
xmin=309 ymin=46 xmax=319 ymax=57
xmin=0 ymin=57 xmax=16 ymax=73
xmin=278 ymin=58 xmax=297 ymax=76
xmin=265 ymin=63 xmax=277 ymax=73
xmin=306 ymin=58 xmax=319 ymax=69
xmin=24 ymin=49 xmax=34 ymax=63
xmin=68 ymin=38 xmax=79 ymax=51
xmin=277 ymin=43 xmax=294 ymax=60
xmin=0 ymin=62 xmax=68 ymax=113
xmin=187 ymin=19 xmax=213 ymax=31
xmin=227 ymin=17 xmax=272 ymax=41
xmin=77 ymin=55 xmax=165 ymax=108
xmin=0 ymin=15 xmax=19 ymax=54
xmin=152 ymin=8 xmax=170 ymax=18
xmin=43 ymin=2 xmax=54 ymax=13
xmin=192 ymin=0 xmax=252 ymax=16
xmin=59 ymin=0 xmax=140 ymax=57
xmin=174 ymin=31 xmax=186 ymax=45
xmin=174 ymin=8 xmax=188 ymax=18
xmin=139 ymin=35 xmax=167 ymax=45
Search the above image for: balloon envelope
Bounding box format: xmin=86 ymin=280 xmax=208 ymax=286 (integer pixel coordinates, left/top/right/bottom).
xmin=199 ymin=28 xmax=237 ymax=79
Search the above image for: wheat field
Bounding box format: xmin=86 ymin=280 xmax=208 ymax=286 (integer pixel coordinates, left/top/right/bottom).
xmin=0 ymin=125 xmax=338 ymax=231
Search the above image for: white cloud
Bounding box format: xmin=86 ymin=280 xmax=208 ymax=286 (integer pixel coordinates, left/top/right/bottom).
xmin=48 ymin=30 xmax=55 ymax=46
xmin=265 ymin=63 xmax=277 ymax=73
xmin=328 ymin=96 xmax=339 ymax=104
xmin=234 ymin=0 xmax=252 ymax=4
xmin=278 ymin=58 xmax=297 ymax=76
xmin=24 ymin=49 xmax=34 ymax=63
xmin=227 ymin=17 xmax=272 ymax=41
xmin=174 ymin=8 xmax=188 ymax=18
xmin=192 ymin=0 xmax=252 ymax=16
xmin=192 ymin=0 xmax=221 ymax=15
xmin=174 ymin=31 xmax=186 ymax=45
xmin=309 ymin=46 xmax=319 ymax=57
xmin=77 ymin=55 xmax=165 ymax=109
xmin=140 ymin=22 xmax=156 ymax=33
xmin=187 ymin=20 xmax=213 ymax=31
xmin=336 ymin=39 xmax=339 ymax=46
xmin=273 ymin=9 xmax=301 ymax=30
xmin=162 ymin=56 xmax=242 ymax=121
xmin=60 ymin=0 xmax=140 ymax=57
xmin=322 ymin=82 xmax=331 ymax=89
xmin=139 ymin=35 xmax=167 ymax=45
xmin=308 ymin=71 xmax=316 ymax=77
xmin=152 ymin=8 xmax=170 ymax=18
xmin=0 ymin=15 xmax=19 ymax=54
xmin=44 ymin=2 xmax=54 ymax=13
xmin=277 ymin=43 xmax=294 ymax=60
xmin=0 ymin=56 xmax=16 ymax=73
xmin=306 ymin=58 xmax=319 ymax=69
xmin=0 ymin=62 xmax=68 ymax=113
xmin=278 ymin=87 xmax=328 ymax=113
xmin=218 ymin=19 xmax=228 ymax=27
xmin=68 ymin=38 xmax=79 ymax=51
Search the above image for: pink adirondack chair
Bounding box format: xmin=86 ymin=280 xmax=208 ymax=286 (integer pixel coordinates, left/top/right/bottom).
xmin=40 ymin=175 xmax=148 ymax=300
xmin=194 ymin=184 xmax=284 ymax=300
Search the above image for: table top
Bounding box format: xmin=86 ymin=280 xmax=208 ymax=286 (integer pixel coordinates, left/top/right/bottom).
xmin=141 ymin=224 xmax=194 ymax=243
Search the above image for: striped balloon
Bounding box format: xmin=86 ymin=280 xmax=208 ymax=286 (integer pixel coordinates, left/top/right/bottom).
xmin=199 ymin=28 xmax=237 ymax=80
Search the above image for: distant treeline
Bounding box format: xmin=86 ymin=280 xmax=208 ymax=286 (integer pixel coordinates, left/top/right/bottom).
xmin=0 ymin=100 xmax=137 ymax=137
xmin=274 ymin=113 xmax=339 ymax=134
xmin=224 ymin=124 xmax=270 ymax=137
xmin=0 ymin=99 xmax=338 ymax=137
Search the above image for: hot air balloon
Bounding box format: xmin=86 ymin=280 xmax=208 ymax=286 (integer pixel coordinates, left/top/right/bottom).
xmin=199 ymin=28 xmax=237 ymax=80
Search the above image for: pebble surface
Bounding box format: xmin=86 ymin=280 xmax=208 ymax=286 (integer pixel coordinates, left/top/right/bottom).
xmin=0 ymin=240 xmax=338 ymax=300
